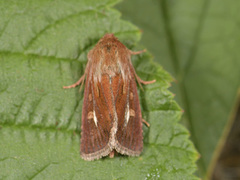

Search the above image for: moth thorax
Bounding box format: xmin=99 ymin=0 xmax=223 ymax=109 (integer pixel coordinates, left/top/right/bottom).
xmin=102 ymin=65 xmax=120 ymax=77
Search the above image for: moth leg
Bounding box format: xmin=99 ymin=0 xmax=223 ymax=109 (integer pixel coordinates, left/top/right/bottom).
xmin=142 ymin=119 xmax=150 ymax=127
xmin=130 ymin=49 xmax=146 ymax=55
xmin=109 ymin=150 xmax=115 ymax=158
xmin=134 ymin=72 xmax=156 ymax=90
xmin=63 ymin=75 xmax=85 ymax=89
xmin=129 ymin=50 xmax=156 ymax=87
xmin=136 ymin=75 xmax=156 ymax=85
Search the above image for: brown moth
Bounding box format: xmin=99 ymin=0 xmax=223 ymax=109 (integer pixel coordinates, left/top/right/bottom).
xmin=63 ymin=33 xmax=155 ymax=161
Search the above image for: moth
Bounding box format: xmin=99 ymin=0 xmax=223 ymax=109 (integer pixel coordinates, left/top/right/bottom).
xmin=63 ymin=33 xmax=155 ymax=161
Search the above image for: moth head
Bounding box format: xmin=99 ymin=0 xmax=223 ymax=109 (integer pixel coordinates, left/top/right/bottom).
xmin=102 ymin=33 xmax=116 ymax=40
xmin=98 ymin=33 xmax=127 ymax=54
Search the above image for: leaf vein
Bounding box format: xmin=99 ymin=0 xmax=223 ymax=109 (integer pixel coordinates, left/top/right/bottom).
xmin=24 ymin=8 xmax=107 ymax=51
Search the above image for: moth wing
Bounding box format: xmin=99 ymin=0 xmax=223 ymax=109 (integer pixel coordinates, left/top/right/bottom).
xmin=115 ymin=72 xmax=143 ymax=156
xmin=80 ymin=74 xmax=112 ymax=161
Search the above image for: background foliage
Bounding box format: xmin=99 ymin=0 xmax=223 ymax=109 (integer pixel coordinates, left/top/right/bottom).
xmin=116 ymin=0 xmax=240 ymax=179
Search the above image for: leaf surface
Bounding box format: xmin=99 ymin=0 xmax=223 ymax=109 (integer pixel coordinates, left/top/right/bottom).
xmin=0 ymin=0 xmax=198 ymax=179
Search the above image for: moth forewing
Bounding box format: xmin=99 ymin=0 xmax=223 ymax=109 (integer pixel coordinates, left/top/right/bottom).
xmin=63 ymin=33 xmax=155 ymax=161
xmin=115 ymin=69 xmax=144 ymax=156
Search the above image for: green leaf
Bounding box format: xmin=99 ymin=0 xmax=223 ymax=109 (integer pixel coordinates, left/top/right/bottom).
xmin=116 ymin=0 xmax=240 ymax=178
xmin=0 ymin=0 xmax=198 ymax=179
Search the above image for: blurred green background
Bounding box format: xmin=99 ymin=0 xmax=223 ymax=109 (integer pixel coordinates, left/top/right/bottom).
xmin=116 ymin=0 xmax=240 ymax=179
